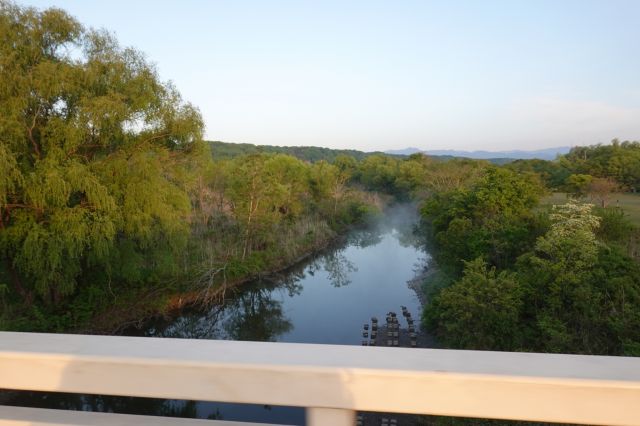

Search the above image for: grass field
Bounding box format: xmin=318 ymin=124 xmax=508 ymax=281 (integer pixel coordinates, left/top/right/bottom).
xmin=542 ymin=192 xmax=640 ymax=226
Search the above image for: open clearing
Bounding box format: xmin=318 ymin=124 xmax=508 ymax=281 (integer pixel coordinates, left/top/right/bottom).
xmin=542 ymin=192 xmax=640 ymax=226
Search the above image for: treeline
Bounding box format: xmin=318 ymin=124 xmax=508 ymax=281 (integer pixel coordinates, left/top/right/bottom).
xmin=208 ymin=140 xmax=389 ymax=162
xmin=0 ymin=4 xmax=382 ymax=331
xmin=506 ymin=140 xmax=640 ymax=204
xmin=420 ymin=166 xmax=640 ymax=356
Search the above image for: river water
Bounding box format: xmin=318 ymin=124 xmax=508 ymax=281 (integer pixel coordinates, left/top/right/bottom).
xmin=5 ymin=204 xmax=430 ymax=425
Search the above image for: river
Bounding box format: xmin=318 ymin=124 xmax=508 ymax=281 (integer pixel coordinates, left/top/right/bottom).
xmin=5 ymin=204 xmax=431 ymax=425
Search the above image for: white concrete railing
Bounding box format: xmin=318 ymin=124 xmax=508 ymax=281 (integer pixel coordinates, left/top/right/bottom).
xmin=1 ymin=332 xmax=640 ymax=426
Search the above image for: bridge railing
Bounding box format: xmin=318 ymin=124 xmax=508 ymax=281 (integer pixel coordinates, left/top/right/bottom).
xmin=1 ymin=332 xmax=639 ymax=426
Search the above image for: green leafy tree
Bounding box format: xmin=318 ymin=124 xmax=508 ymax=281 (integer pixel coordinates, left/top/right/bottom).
xmin=594 ymin=207 xmax=633 ymax=243
xmin=0 ymin=3 xmax=204 ymax=305
xmin=309 ymin=160 xmax=352 ymax=215
xmin=564 ymin=173 xmax=593 ymax=197
xmin=561 ymin=140 xmax=640 ymax=192
xmin=516 ymin=201 xmax=640 ymax=354
xmin=421 ymin=167 xmax=544 ymax=274
xmin=423 ymin=158 xmax=486 ymax=193
xmin=358 ymin=155 xmax=401 ymax=194
xmin=516 ymin=202 xmax=601 ymax=352
xmin=425 ymin=258 xmax=522 ymax=351
xmin=505 ymin=158 xmax=570 ymax=189
xmin=225 ymin=154 xmax=279 ymax=260
xmin=395 ymin=154 xmax=431 ymax=197
xmin=263 ymin=154 xmax=309 ymax=219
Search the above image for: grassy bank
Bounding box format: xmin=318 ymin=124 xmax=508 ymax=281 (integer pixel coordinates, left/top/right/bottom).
xmin=542 ymin=192 xmax=640 ymax=226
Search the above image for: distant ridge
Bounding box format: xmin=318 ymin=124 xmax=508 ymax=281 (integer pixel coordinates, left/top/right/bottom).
xmin=208 ymin=141 xmax=565 ymax=164
xmin=208 ymin=140 xmax=399 ymax=162
xmin=385 ymin=147 xmax=572 ymax=160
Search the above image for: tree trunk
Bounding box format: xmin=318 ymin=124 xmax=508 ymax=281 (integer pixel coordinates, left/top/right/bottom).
xmin=5 ymin=258 xmax=32 ymax=305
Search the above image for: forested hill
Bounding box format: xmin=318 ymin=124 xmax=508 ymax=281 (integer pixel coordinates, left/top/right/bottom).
xmin=208 ymin=141 xmax=393 ymax=162
xmin=208 ymin=140 xmax=512 ymax=164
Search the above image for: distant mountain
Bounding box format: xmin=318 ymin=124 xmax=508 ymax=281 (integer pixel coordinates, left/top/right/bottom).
xmin=386 ymin=147 xmax=572 ymax=161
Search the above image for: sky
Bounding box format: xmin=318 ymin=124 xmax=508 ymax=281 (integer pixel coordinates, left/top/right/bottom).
xmin=18 ymin=0 xmax=640 ymax=152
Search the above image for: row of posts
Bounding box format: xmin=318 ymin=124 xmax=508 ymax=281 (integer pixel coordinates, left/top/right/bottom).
xmin=361 ymin=306 xmax=418 ymax=347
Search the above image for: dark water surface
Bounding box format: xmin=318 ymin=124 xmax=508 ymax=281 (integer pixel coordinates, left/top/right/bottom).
xmin=5 ymin=204 xmax=429 ymax=425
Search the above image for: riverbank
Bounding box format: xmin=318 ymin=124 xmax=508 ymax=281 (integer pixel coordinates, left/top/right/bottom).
xmin=83 ymin=204 xmax=404 ymax=335
xmin=82 ymin=223 xmax=343 ymax=334
xmin=407 ymin=262 xmax=437 ymax=306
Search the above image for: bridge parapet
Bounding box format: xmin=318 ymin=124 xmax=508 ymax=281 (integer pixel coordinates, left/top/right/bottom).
xmin=1 ymin=332 xmax=639 ymax=425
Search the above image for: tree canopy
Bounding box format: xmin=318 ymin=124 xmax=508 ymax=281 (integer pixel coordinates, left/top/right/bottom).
xmin=421 ymin=167 xmax=545 ymax=273
xmin=0 ymin=2 xmax=205 ymax=304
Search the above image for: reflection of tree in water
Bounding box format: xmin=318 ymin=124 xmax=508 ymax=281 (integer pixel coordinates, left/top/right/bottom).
xmin=394 ymin=223 xmax=423 ymax=248
xmin=307 ymin=249 xmax=358 ymax=287
xmin=223 ymin=286 xmax=293 ymax=341
xmin=347 ymin=228 xmax=382 ymax=248
xmin=3 ymin=391 xmax=200 ymax=419
xmin=305 ymin=246 xmax=358 ymax=288
xmin=266 ymin=269 xmax=305 ymax=298
xmin=322 ymin=251 xmax=357 ymax=288
xmin=147 ymin=304 xmax=226 ymax=339
xmin=145 ymin=289 xmax=295 ymax=343
xmin=143 ymin=278 xmax=301 ymax=341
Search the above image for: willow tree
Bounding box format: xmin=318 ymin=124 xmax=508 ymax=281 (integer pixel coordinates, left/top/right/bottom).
xmin=0 ymin=2 xmax=205 ymax=305
xmin=225 ymin=154 xmax=310 ymax=260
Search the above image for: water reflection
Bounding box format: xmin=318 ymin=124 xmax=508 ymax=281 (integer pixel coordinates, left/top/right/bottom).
xmin=145 ymin=281 xmax=296 ymax=342
xmin=307 ymin=251 xmax=357 ymax=288
xmin=143 ymin=240 xmax=363 ymax=340
xmin=4 ymin=392 xmax=204 ymax=419
xmin=347 ymin=227 xmax=383 ymax=248
xmin=223 ymin=286 xmax=293 ymax=341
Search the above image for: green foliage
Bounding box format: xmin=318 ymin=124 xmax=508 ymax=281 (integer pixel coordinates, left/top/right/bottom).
xmin=223 ymin=154 xmax=312 ymax=259
xmin=0 ymin=2 xmax=204 ymax=320
xmin=421 ymin=167 xmax=545 ymax=274
xmin=425 ymin=195 xmax=640 ymax=356
xmin=423 ymin=143 xmax=640 ymax=356
xmin=501 ymin=140 xmax=640 ymax=197
xmin=425 ymin=258 xmax=522 ymax=350
xmin=504 ymin=158 xmax=570 ymax=189
xmin=535 ymin=201 xmax=600 ymax=266
xmin=394 ymin=155 xmax=486 ymax=198
xmin=358 ymin=154 xmax=402 ymax=194
xmin=560 ymin=140 xmax=640 ymax=191
xmin=208 ymin=140 xmax=387 ymax=163
xmin=515 ymin=202 xmax=601 ymax=351
xmin=564 ymin=173 xmax=593 ymax=196
xmin=593 ymin=206 xmax=634 ymax=245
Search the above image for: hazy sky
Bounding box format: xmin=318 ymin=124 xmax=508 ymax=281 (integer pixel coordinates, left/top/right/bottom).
xmin=19 ymin=0 xmax=640 ymax=151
